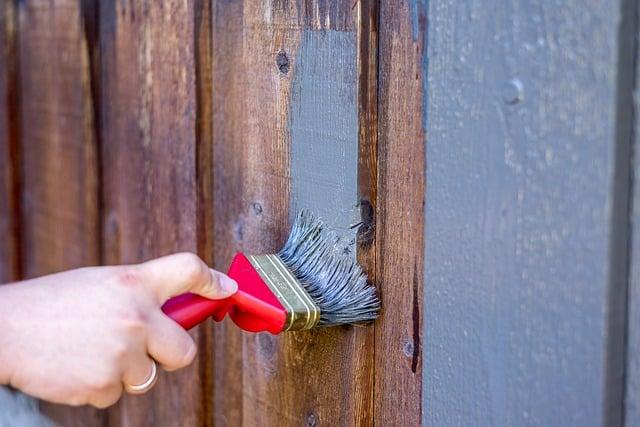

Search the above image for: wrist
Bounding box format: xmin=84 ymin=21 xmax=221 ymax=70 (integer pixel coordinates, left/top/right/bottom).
xmin=0 ymin=284 xmax=20 ymax=385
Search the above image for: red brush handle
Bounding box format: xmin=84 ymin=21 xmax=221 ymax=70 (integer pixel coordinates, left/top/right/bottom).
xmin=161 ymin=293 xmax=228 ymax=330
xmin=161 ymin=253 xmax=287 ymax=334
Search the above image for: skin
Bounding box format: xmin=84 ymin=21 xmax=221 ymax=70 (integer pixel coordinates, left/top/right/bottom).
xmin=0 ymin=252 xmax=238 ymax=408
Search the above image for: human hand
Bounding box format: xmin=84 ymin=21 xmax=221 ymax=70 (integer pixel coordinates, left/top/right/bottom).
xmin=0 ymin=252 xmax=237 ymax=408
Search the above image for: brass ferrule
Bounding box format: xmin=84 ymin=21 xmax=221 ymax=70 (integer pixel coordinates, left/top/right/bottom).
xmin=246 ymin=254 xmax=320 ymax=331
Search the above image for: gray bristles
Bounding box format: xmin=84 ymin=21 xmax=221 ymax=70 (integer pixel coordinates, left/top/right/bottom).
xmin=278 ymin=210 xmax=380 ymax=326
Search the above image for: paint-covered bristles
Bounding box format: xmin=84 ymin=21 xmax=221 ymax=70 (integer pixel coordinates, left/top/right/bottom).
xmin=278 ymin=210 xmax=380 ymax=326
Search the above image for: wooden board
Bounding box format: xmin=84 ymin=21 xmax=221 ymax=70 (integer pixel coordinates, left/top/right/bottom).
xmin=98 ymin=1 xmax=206 ymax=425
xmin=376 ymin=1 xmax=425 ymax=425
xmin=194 ymin=0 xmax=215 ymax=425
xmin=16 ymin=1 xmax=104 ymax=424
xmin=209 ymin=1 xmax=384 ymax=425
xmin=423 ymin=0 xmax=629 ymax=424
xmin=624 ymin=0 xmax=640 ymax=424
xmin=0 ymin=0 xmax=18 ymax=284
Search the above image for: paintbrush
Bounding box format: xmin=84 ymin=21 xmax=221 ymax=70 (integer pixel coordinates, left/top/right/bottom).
xmin=161 ymin=210 xmax=380 ymax=333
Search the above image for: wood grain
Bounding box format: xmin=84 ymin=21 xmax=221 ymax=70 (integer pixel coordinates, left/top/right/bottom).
xmin=210 ymin=1 xmax=245 ymax=425
xmin=0 ymin=0 xmax=18 ymax=284
xmin=99 ymin=1 xmax=204 ymax=425
xmin=194 ymin=0 xmax=215 ymax=426
xmin=17 ymin=1 xmax=104 ymax=424
xmin=210 ymin=1 xmax=378 ymax=425
xmin=376 ymin=1 xmax=425 ymax=425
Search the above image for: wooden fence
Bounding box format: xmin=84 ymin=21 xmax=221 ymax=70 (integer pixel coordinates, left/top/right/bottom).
xmin=0 ymin=1 xmax=422 ymax=425
xmin=2 ymin=0 xmax=640 ymax=426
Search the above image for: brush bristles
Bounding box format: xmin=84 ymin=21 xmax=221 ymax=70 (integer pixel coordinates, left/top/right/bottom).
xmin=278 ymin=210 xmax=380 ymax=326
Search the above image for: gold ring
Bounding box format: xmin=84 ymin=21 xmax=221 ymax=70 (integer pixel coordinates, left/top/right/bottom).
xmin=124 ymin=360 xmax=158 ymax=395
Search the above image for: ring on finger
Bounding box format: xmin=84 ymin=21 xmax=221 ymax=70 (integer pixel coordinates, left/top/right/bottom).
xmin=124 ymin=360 xmax=158 ymax=395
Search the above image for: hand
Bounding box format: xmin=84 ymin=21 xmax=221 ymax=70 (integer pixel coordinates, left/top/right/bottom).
xmin=0 ymin=252 xmax=237 ymax=408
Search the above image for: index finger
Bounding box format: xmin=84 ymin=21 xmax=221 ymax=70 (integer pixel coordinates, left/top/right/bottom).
xmin=133 ymin=252 xmax=237 ymax=302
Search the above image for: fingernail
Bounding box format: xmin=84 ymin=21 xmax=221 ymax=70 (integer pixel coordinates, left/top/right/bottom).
xmin=218 ymin=274 xmax=238 ymax=296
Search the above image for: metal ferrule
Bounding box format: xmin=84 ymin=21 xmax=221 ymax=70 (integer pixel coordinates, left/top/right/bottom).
xmin=246 ymin=254 xmax=320 ymax=331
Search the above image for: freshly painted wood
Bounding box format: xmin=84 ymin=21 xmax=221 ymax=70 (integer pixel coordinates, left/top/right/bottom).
xmin=376 ymin=1 xmax=425 ymax=425
xmin=99 ymin=1 xmax=205 ymax=425
xmin=210 ymin=1 xmax=377 ymax=425
xmin=624 ymin=0 xmax=640 ymax=424
xmin=17 ymin=1 xmax=104 ymax=424
xmin=0 ymin=0 xmax=18 ymax=284
xmin=423 ymin=0 xmax=628 ymax=425
xmin=289 ymin=29 xmax=359 ymax=252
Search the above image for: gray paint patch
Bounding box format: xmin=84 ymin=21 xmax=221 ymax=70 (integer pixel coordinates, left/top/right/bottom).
xmin=289 ymin=29 xmax=359 ymax=256
xmin=423 ymin=1 xmax=623 ymax=425
xmin=624 ymin=0 xmax=640 ymax=421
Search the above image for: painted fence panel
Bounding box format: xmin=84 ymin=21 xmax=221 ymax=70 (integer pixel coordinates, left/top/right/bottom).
xmin=423 ymin=0 xmax=632 ymax=425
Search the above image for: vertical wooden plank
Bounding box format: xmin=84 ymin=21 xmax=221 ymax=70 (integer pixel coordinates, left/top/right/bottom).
xmin=423 ymin=0 xmax=628 ymax=425
xmin=624 ymin=0 xmax=640 ymax=423
xmin=375 ymin=1 xmax=425 ymax=425
xmin=211 ymin=1 xmax=375 ymax=425
xmin=0 ymin=0 xmax=18 ymax=285
xmin=99 ymin=1 xmax=205 ymax=425
xmin=17 ymin=1 xmax=104 ymax=425
xmin=194 ymin=0 xmax=215 ymax=426
xmin=210 ymin=3 xmax=244 ymax=423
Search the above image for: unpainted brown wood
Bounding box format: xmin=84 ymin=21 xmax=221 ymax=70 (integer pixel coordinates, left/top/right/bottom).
xmin=0 ymin=0 xmax=18 ymax=284
xmin=375 ymin=1 xmax=425 ymax=425
xmin=355 ymin=0 xmax=378 ymax=423
xmin=211 ymin=1 xmax=377 ymax=425
xmin=17 ymin=1 xmax=104 ymax=424
xmin=99 ymin=1 xmax=205 ymax=425
xmin=194 ymin=0 xmax=215 ymax=425
xmin=210 ymin=2 xmax=245 ymax=424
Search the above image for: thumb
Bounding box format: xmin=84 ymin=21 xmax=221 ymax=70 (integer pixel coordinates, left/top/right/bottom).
xmin=133 ymin=252 xmax=238 ymax=302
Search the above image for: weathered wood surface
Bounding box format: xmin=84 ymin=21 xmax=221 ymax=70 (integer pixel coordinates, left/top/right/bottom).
xmin=0 ymin=0 xmax=17 ymax=284
xmin=423 ymin=0 xmax=630 ymax=425
xmin=209 ymin=1 xmax=397 ymax=425
xmin=194 ymin=0 xmax=215 ymax=425
xmin=2 ymin=0 xmax=425 ymax=424
xmin=99 ymin=1 xmax=207 ymax=425
xmin=17 ymin=1 xmax=104 ymax=424
xmin=376 ymin=1 xmax=425 ymax=425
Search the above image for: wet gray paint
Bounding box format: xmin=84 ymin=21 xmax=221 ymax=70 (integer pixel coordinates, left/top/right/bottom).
xmin=423 ymin=1 xmax=627 ymax=425
xmin=289 ymin=29 xmax=359 ymax=256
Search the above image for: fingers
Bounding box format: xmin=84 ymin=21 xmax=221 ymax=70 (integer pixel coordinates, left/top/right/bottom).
xmin=146 ymin=311 xmax=197 ymax=371
xmin=134 ymin=252 xmax=237 ymax=302
xmin=122 ymin=351 xmax=157 ymax=390
xmin=89 ymin=383 xmax=123 ymax=409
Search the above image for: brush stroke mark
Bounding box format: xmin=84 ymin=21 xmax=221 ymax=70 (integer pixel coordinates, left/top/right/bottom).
xmin=289 ymin=29 xmax=359 ymax=257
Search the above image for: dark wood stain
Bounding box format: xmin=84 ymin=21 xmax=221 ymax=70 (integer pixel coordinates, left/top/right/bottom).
xmin=99 ymin=1 xmax=203 ymax=425
xmin=375 ymin=1 xmax=425 ymax=425
xmin=194 ymin=0 xmax=215 ymax=425
xmin=16 ymin=0 xmax=104 ymax=424
xmin=0 ymin=0 xmax=20 ymax=284
xmin=0 ymin=0 xmax=426 ymax=424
